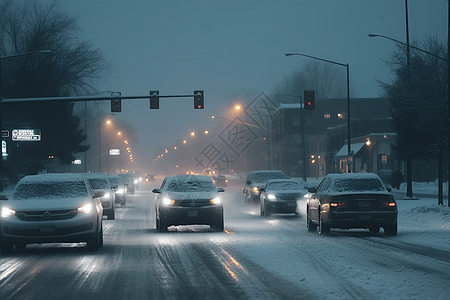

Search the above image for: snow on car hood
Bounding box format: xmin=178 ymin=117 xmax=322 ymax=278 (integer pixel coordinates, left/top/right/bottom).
xmin=5 ymin=196 xmax=93 ymax=211
xmin=164 ymin=191 xmax=219 ymax=201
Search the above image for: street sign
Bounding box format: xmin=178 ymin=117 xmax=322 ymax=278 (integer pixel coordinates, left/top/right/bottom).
xmin=109 ymin=149 xmax=120 ymax=155
xmin=2 ymin=130 xmax=8 ymax=138
xmin=12 ymin=129 xmax=41 ymax=141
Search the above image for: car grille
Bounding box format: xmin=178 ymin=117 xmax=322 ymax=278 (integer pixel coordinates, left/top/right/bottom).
xmin=278 ymin=193 xmax=301 ymax=201
xmin=176 ymin=199 xmax=214 ymax=207
xmin=15 ymin=209 xmax=78 ymax=221
xmin=4 ymin=223 xmax=94 ymax=237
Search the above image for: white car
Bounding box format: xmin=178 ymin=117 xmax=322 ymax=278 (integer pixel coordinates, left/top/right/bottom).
xmin=84 ymin=173 xmax=116 ymax=220
xmin=0 ymin=173 xmax=104 ymax=254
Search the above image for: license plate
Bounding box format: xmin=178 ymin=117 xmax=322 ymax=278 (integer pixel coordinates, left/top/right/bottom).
xmin=40 ymin=225 xmax=55 ymax=234
xmin=188 ymin=210 xmax=198 ymax=217
xmin=359 ymin=201 xmax=371 ymax=208
xmin=359 ymin=214 xmax=371 ymax=220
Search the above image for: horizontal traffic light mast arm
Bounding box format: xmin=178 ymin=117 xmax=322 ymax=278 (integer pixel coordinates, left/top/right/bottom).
xmin=0 ymin=94 xmax=199 ymax=104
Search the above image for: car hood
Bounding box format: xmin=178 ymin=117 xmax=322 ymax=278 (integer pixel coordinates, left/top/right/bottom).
xmin=164 ymin=191 xmax=219 ymax=200
xmin=4 ymin=197 xmax=94 ymax=211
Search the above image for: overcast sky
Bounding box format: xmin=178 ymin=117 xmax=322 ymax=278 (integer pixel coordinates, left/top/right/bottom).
xmin=47 ymin=0 xmax=447 ymax=172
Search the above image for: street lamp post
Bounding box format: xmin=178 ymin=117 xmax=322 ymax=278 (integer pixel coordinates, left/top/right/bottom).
xmin=0 ymin=50 xmax=51 ymax=192
xmin=285 ymin=53 xmax=352 ymax=172
xmin=369 ymin=33 xmax=448 ymax=202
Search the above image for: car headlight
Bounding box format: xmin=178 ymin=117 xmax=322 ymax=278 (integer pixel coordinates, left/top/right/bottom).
xmin=78 ymin=203 xmax=94 ymax=214
xmin=210 ymin=197 xmax=221 ymax=205
xmin=162 ymin=197 xmax=176 ymax=206
xmin=267 ymin=194 xmax=277 ymax=201
xmin=134 ymin=179 xmax=138 ymax=184
xmin=303 ymin=193 xmax=311 ymax=199
xmin=1 ymin=207 xmax=16 ymax=218
xmin=252 ymin=187 xmax=259 ymax=193
xmin=116 ymin=188 xmax=125 ymax=194
xmin=103 ymin=192 xmax=111 ymax=199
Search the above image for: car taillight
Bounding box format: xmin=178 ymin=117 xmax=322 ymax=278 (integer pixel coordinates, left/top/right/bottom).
xmin=330 ymin=202 xmax=347 ymax=207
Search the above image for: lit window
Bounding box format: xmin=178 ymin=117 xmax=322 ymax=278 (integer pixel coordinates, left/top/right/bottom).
xmin=324 ymin=113 xmax=331 ymax=119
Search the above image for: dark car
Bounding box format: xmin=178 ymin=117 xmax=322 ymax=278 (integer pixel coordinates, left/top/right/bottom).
xmin=118 ymin=173 xmax=137 ymax=194
xmin=108 ymin=175 xmax=127 ymax=207
xmin=212 ymin=175 xmax=228 ymax=187
xmin=306 ymin=173 xmax=398 ymax=236
xmin=152 ymin=175 xmax=225 ymax=232
xmin=259 ymin=179 xmax=310 ymax=217
xmin=243 ymin=170 xmax=287 ymax=203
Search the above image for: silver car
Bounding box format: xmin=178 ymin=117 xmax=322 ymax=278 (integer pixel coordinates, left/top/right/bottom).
xmin=0 ymin=173 xmax=104 ymax=254
xmin=84 ymin=173 xmax=116 ymax=220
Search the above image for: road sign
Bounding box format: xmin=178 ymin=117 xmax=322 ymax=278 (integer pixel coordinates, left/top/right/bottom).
xmin=12 ymin=129 xmax=41 ymax=141
xmin=109 ymin=149 xmax=120 ymax=155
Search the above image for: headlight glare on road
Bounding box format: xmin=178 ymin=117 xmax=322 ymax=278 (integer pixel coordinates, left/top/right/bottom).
xmin=267 ymin=194 xmax=277 ymax=201
xmin=1 ymin=207 xmax=16 ymax=218
xmin=210 ymin=197 xmax=221 ymax=205
xmin=78 ymin=203 xmax=94 ymax=214
xmin=162 ymin=197 xmax=176 ymax=206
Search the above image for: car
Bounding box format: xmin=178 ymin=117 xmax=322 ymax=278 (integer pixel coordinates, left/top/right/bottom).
xmin=84 ymin=173 xmax=116 ymax=220
xmin=0 ymin=173 xmax=104 ymax=254
xmin=243 ymin=170 xmax=287 ymax=203
xmin=306 ymin=173 xmax=398 ymax=236
xmin=108 ymin=175 xmax=127 ymax=207
xmin=212 ymin=175 xmax=228 ymax=187
xmin=152 ymin=175 xmax=225 ymax=232
xmin=118 ymin=173 xmax=137 ymax=194
xmin=259 ymin=179 xmax=310 ymax=217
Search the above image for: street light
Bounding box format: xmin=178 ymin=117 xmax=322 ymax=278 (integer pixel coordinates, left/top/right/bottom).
xmin=285 ymin=53 xmax=352 ymax=172
xmin=0 ymin=50 xmax=51 ymax=192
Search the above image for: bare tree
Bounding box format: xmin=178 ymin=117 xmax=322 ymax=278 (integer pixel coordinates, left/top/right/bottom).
xmin=0 ymin=0 xmax=110 ymax=178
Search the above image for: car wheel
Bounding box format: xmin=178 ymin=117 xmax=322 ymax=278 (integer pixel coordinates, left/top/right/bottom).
xmin=318 ymin=212 xmax=330 ymax=235
xmin=99 ymin=225 xmax=104 ymax=248
xmin=214 ymin=216 xmax=224 ymax=232
xmin=384 ymin=223 xmax=397 ymax=236
xmin=159 ymin=219 xmax=168 ymax=232
xmin=307 ymin=209 xmax=317 ymax=232
xmin=0 ymin=241 xmax=14 ymax=254
xmin=87 ymin=230 xmax=100 ymax=252
xmin=369 ymin=226 xmax=380 ymax=234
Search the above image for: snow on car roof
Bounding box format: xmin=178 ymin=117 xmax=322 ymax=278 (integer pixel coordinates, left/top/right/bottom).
xmin=18 ymin=173 xmax=85 ymax=182
xmin=325 ymin=173 xmax=388 ymax=194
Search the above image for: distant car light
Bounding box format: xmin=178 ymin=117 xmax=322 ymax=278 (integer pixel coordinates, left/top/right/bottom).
xmin=78 ymin=203 xmax=94 ymax=214
xmin=1 ymin=207 xmax=16 ymax=218
xmin=134 ymin=179 xmax=138 ymax=184
xmin=116 ymin=188 xmax=125 ymax=194
xmin=252 ymin=187 xmax=259 ymax=193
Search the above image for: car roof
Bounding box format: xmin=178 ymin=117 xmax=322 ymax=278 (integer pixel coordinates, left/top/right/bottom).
xmin=165 ymin=174 xmax=213 ymax=182
xmin=325 ymin=173 xmax=382 ymax=181
xmin=248 ymin=170 xmax=284 ymax=174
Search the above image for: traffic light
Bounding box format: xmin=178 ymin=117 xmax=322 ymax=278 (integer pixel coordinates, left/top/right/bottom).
xmin=194 ymin=90 xmax=204 ymax=109
xmin=111 ymin=97 xmax=121 ymax=112
xmin=304 ymin=90 xmax=315 ymax=110
xmin=150 ymin=90 xmax=159 ymax=109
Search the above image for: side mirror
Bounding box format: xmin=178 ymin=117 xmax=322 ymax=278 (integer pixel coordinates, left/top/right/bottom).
xmin=246 ymin=180 xmax=251 ymax=185
xmin=111 ymin=184 xmax=119 ymax=190
xmin=307 ymin=187 xmax=317 ymax=193
xmin=217 ymin=188 xmax=225 ymax=193
xmin=94 ymin=191 xmax=105 ymax=198
xmin=259 ymin=187 xmax=265 ymax=192
xmin=152 ymin=188 xmax=161 ymax=194
xmin=386 ymin=187 xmax=392 ymax=192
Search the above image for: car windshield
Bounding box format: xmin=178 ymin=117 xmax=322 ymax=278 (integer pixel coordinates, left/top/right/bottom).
xmin=252 ymin=172 xmax=285 ymax=182
xmin=331 ymin=178 xmax=386 ymax=193
xmin=166 ymin=179 xmax=216 ymax=192
xmin=108 ymin=177 xmax=123 ymax=185
xmin=12 ymin=181 xmax=89 ymax=200
xmin=267 ymin=182 xmax=302 ymax=191
xmin=88 ymin=178 xmax=110 ymax=189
